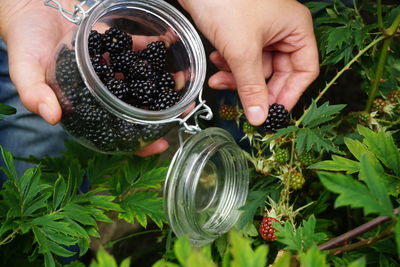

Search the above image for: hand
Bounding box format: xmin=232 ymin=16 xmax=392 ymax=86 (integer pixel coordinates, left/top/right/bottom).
xmin=178 ymin=0 xmax=320 ymax=125
xmin=0 ymin=0 xmax=168 ymax=156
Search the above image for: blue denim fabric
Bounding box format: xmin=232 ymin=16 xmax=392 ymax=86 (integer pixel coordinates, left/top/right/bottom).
xmin=0 ymin=39 xmax=69 ymax=181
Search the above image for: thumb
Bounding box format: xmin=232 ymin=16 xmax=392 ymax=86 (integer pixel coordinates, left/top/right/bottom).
xmin=226 ymin=48 xmax=268 ymax=126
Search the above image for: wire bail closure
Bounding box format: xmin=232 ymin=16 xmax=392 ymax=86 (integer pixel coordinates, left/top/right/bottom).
xmin=44 ymin=0 xmax=98 ymax=25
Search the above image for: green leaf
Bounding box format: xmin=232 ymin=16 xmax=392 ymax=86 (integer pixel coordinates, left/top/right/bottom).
xmin=348 ymin=257 xmax=366 ymax=267
xmin=309 ymin=155 xmax=359 ymax=174
xmin=88 ymin=194 xmax=122 ymax=211
xmin=302 ymin=101 xmax=346 ymax=128
xmin=174 ymin=236 xmax=191 ymax=266
xmin=318 ymin=172 xmax=383 ymax=216
xmin=87 ymin=154 xmax=125 ymax=186
xmin=300 ymin=216 xmax=327 ymax=251
xmin=187 ymin=249 xmax=216 ymax=267
xmin=90 ymin=247 xmax=118 ymax=267
xmin=305 ymin=2 xmax=331 ymax=13
xmin=270 ymin=251 xmax=292 ymax=267
xmin=274 ymin=221 xmax=301 ymax=251
xmin=0 ymin=145 xmax=18 ymax=180
xmin=131 ymin=167 xmax=168 ymax=190
xmin=229 ymin=231 xmax=268 ymax=267
xmin=395 ymin=216 xmax=400 ymax=256
xmin=0 ymin=103 xmax=16 ymax=116
xmin=296 ymin=128 xmax=340 ymax=154
xmin=119 ymin=191 xmax=165 ymax=228
xmin=326 ymin=26 xmax=352 ymax=53
xmin=264 ymin=126 xmax=299 ymax=143
xmin=152 ymin=259 xmax=180 ymax=267
xmin=299 ymin=246 xmax=328 ymax=267
xmin=53 ymin=175 xmax=67 ymax=211
xmin=344 ymin=137 xmax=368 ymax=161
xmin=236 ymin=191 xmax=266 ymax=230
xmin=357 ymin=125 xmax=400 ymax=176
xmin=44 ymin=252 xmax=55 ymax=267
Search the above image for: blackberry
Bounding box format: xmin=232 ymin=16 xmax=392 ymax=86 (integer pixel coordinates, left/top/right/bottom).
xmin=88 ymin=30 xmax=103 ymax=55
xmin=126 ymin=59 xmax=156 ymax=80
xmin=90 ymin=53 xmax=103 ymax=65
xmin=56 ymin=48 xmax=81 ymax=88
xmin=102 ymin=27 xmax=133 ymax=55
xmin=259 ymin=216 xmax=280 ymax=242
xmin=92 ymin=63 xmax=114 ymax=83
xmin=154 ymin=71 xmax=175 ymax=90
xmin=140 ymin=41 xmax=167 ymax=70
xmin=275 ymin=148 xmax=290 ymax=164
xmin=75 ymin=103 xmax=110 ymax=125
xmin=242 ymin=121 xmax=256 ymax=134
xmin=298 ymin=151 xmax=314 ymax=166
xmin=106 ymin=79 xmax=131 ymax=100
xmin=131 ymin=80 xmax=159 ymax=106
xmin=111 ymin=50 xmax=138 ymax=73
xmin=141 ymin=124 xmax=166 ymax=142
xmin=388 ymin=90 xmax=400 ymax=104
xmin=284 ymin=170 xmax=305 ymax=190
xmin=219 ymin=105 xmax=238 ymax=121
xmin=113 ymin=118 xmax=141 ymax=150
xmin=262 ymin=104 xmax=289 ymax=132
xmin=149 ymin=89 xmax=181 ymax=110
xmin=371 ymin=98 xmax=386 ymax=113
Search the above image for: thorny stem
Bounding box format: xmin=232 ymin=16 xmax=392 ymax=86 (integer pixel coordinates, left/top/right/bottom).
xmin=295 ymin=35 xmax=385 ymax=127
xmin=365 ymin=38 xmax=393 ymax=112
xmin=327 ymin=220 xmax=396 ymax=256
xmin=319 ymin=208 xmax=399 ymax=251
xmin=0 ymin=227 xmax=20 ymax=246
xmin=376 ymin=0 xmax=384 ymax=31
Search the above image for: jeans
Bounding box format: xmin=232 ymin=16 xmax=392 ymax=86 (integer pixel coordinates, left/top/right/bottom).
xmin=0 ymin=39 xmax=69 ymax=181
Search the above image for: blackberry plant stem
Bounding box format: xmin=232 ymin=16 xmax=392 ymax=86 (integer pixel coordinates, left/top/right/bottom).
xmin=365 ymin=38 xmax=392 ymax=112
xmin=295 ymin=35 xmax=385 ymax=127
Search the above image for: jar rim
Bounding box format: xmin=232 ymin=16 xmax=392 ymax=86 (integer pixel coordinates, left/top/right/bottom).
xmin=75 ymin=0 xmax=207 ymax=123
xmin=164 ymin=128 xmax=249 ymax=246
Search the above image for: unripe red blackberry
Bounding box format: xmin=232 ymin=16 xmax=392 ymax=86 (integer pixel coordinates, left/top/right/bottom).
xmin=388 ymin=90 xmax=400 ymax=104
xmin=371 ymin=98 xmax=387 ymax=113
xmin=284 ymin=170 xmax=305 ymax=190
xmin=259 ymin=216 xmax=280 ymax=242
xmin=261 ymin=103 xmax=289 ymax=132
xmin=242 ymin=121 xmax=256 ymax=134
xmin=219 ymin=105 xmax=238 ymax=120
xmin=298 ymin=151 xmax=314 ymax=166
xmin=275 ymin=148 xmax=290 ymax=164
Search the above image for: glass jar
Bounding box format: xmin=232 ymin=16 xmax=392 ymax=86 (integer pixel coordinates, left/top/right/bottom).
xmin=46 ymin=0 xmax=206 ymax=153
xmin=45 ymin=0 xmax=249 ymax=246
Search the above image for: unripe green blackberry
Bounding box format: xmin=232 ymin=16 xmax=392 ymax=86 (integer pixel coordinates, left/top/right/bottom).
xmin=275 ymin=148 xmax=290 ymax=164
xmin=298 ymin=151 xmax=314 ymax=166
xmin=371 ymin=98 xmax=387 ymax=113
xmin=358 ymin=112 xmax=370 ymax=125
xmin=242 ymin=121 xmax=256 ymax=134
xmin=284 ymin=170 xmax=305 ymax=190
xmin=219 ymin=105 xmax=238 ymax=121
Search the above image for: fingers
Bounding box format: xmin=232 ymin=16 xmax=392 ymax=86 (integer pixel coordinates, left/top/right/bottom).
xmin=134 ymin=138 xmax=169 ymax=157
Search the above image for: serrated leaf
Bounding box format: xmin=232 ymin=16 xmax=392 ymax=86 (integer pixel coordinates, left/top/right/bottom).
xmin=357 ymin=125 xmax=400 ymax=176
xmin=0 ymin=145 xmax=17 ymax=180
xmin=187 ymin=249 xmax=216 ymax=267
xmin=174 ymin=236 xmax=191 ymax=265
xmin=87 ymin=154 xmax=125 ymax=186
xmin=318 ymin=172 xmax=383 ymax=216
xmin=44 ymin=252 xmax=55 ymax=267
xmin=23 ymin=191 xmax=52 ymax=216
xmin=344 ymin=137 xmax=368 ymax=161
xmin=61 ymin=204 xmax=98 ymax=226
xmin=299 ymin=246 xmax=328 ymax=267
xmin=88 ymin=194 xmax=122 ymax=211
xmin=359 ymin=154 xmax=393 ymax=216
xmin=296 ymin=128 xmax=340 ymax=154
xmin=90 ymin=247 xmax=118 ymax=267
xmin=274 ymin=221 xmax=301 ymax=251
xmin=229 ymin=231 xmax=268 ymax=267
xmin=300 ymin=216 xmax=327 ymax=251
xmin=302 ymin=101 xmax=346 ymax=128
xmin=305 ymin=2 xmax=331 ymax=13
xmin=48 ymin=239 xmax=77 ymax=257
xmin=0 ymin=103 xmax=16 ymax=116
xmin=236 ymin=191 xmax=266 ymax=230
xmin=271 ymin=251 xmax=292 ymax=267
xmin=309 ymin=155 xmax=359 ymax=174
xmin=326 ymin=26 xmax=352 ymax=53
xmin=131 ymin=167 xmax=168 ymax=190
xmin=53 ymin=175 xmax=67 ymax=211
xmin=119 ymin=191 xmax=165 ymax=228
xmin=264 ymin=126 xmax=299 ymax=143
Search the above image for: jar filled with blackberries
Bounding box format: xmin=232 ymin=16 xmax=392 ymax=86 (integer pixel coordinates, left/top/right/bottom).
xmin=45 ymin=0 xmax=248 ymax=246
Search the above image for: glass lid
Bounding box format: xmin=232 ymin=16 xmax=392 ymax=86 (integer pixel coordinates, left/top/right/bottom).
xmin=164 ymin=127 xmax=249 ymax=246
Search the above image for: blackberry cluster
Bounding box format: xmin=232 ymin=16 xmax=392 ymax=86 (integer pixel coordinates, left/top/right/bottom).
xmin=275 ymin=148 xmax=290 ymax=164
xmin=54 ymin=45 xmax=169 ymax=153
xmin=261 ymin=104 xmax=289 ymax=132
xmin=88 ymin=27 xmax=182 ymax=110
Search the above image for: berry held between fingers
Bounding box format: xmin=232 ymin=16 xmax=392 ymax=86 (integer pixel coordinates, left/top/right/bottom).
xmin=259 ymin=216 xmax=280 ymax=242
xmin=262 ymin=104 xmax=289 ymax=132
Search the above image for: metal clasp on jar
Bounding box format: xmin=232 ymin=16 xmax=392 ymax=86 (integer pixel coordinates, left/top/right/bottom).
xmin=44 ymin=0 xmax=99 ymax=25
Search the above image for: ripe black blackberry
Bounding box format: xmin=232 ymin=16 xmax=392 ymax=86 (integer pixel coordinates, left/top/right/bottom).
xmin=126 ymin=59 xmax=156 ymax=80
xmin=56 ymin=48 xmax=81 ymax=88
xmin=111 ymin=50 xmax=138 ymax=73
xmin=106 ymin=79 xmax=131 ymax=100
xmin=102 ymin=27 xmax=132 ymax=55
xmin=131 ymin=80 xmax=159 ymax=106
xmin=140 ymin=41 xmax=167 ymax=70
xmin=92 ymin=63 xmax=114 ymax=83
xmin=88 ymin=30 xmax=103 ymax=55
xmin=154 ymin=71 xmax=175 ymax=90
xmin=261 ymin=104 xmax=289 ymax=132
xmin=74 ymin=103 xmax=111 ymax=125
xmin=149 ymin=89 xmax=181 ymax=110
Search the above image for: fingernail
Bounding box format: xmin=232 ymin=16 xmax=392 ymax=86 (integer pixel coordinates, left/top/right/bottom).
xmin=39 ymin=103 xmax=54 ymax=124
xmin=246 ymin=106 xmax=266 ymax=125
